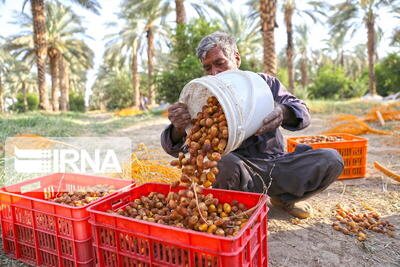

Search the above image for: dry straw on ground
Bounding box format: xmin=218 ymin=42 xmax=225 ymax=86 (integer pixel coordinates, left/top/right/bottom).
xmin=114 ymin=107 xmax=144 ymax=117
xmin=322 ymin=102 xmax=400 ymax=136
xmin=118 ymin=144 xmax=181 ymax=185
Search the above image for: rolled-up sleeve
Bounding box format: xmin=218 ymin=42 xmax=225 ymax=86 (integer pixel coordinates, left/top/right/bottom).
xmin=161 ymin=124 xmax=187 ymax=157
xmin=259 ymin=73 xmax=311 ymax=131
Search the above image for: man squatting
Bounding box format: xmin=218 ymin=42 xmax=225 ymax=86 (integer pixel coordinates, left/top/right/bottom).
xmin=161 ymin=32 xmax=344 ymax=219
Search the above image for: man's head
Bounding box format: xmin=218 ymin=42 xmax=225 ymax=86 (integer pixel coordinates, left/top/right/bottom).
xmin=196 ymin=31 xmax=241 ymax=75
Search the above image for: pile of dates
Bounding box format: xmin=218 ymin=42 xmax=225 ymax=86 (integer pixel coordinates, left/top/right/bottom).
xmin=298 ymin=135 xmax=344 ymax=144
xmin=108 ymin=186 xmax=252 ymax=237
xmin=332 ymin=204 xmax=396 ymax=241
xmin=171 ymin=96 xmax=228 ymax=188
xmin=50 ymin=184 xmax=116 ymax=207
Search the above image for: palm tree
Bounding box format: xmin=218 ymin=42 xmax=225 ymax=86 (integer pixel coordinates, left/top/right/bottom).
xmin=6 ymin=2 xmax=94 ymax=111
xmin=295 ymin=24 xmax=310 ymax=88
xmin=310 ymin=49 xmax=334 ymax=75
xmin=123 ymin=0 xmax=172 ymax=106
xmin=2 ymin=0 xmax=100 ymax=111
xmin=59 ymin=55 xmax=69 ymax=110
xmin=203 ymin=1 xmax=262 ymax=59
xmin=174 ymin=0 xmax=209 ymax=25
xmin=344 ymin=44 xmax=368 ymax=80
xmin=61 ymin=40 xmax=93 ymax=110
xmin=1 ymin=38 xmax=36 ymax=112
xmin=104 ymin=14 xmax=144 ymax=108
xmin=391 ymin=29 xmax=400 ymax=46
xmin=0 ymin=43 xmax=8 ymax=112
xmin=392 ymin=6 xmax=400 ymax=46
xmin=91 ymin=64 xmax=115 ymax=110
xmin=283 ymin=0 xmax=295 ymax=91
xmin=322 ymin=31 xmax=347 ymax=68
xmin=46 ymin=3 xmax=94 ymax=111
xmin=281 ymin=0 xmax=320 ymax=92
xmin=5 ymin=62 xmax=37 ymax=111
xmin=0 ymin=41 xmax=37 ymax=112
xmin=328 ymin=0 xmax=400 ymax=96
xmin=391 ymin=6 xmax=400 ymax=46
xmin=260 ymin=0 xmax=277 ymax=75
xmin=247 ymin=0 xmax=277 ymax=75
xmin=29 ymin=0 xmax=49 ymax=110
xmin=175 ymin=0 xmax=186 ymax=24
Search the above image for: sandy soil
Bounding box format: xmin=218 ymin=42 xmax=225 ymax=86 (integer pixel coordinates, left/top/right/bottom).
xmin=1 ymin=114 xmax=399 ymax=266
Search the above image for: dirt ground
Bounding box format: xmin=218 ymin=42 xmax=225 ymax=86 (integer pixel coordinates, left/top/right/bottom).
xmin=113 ymin=115 xmax=400 ymax=267
xmin=1 ymin=114 xmax=399 ymax=266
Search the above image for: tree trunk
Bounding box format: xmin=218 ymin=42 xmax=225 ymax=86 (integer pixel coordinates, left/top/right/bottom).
xmin=175 ymin=0 xmax=186 ymax=24
xmin=131 ymin=50 xmax=140 ymax=109
xmin=259 ymin=0 xmax=277 ymax=76
xmin=300 ymin=56 xmax=308 ymax=88
xmin=49 ymin=47 xmax=59 ymax=112
xmin=366 ymin=14 xmax=377 ymax=96
xmin=0 ymin=71 xmax=4 ymax=112
xmin=30 ymin=0 xmax=50 ymax=111
xmin=339 ymin=51 xmax=344 ymax=68
xmin=100 ymin=99 xmax=106 ymax=111
xmin=147 ymin=25 xmax=156 ymax=106
xmin=65 ymin=62 xmax=70 ymax=109
xmin=59 ymin=56 xmax=69 ymax=111
xmin=284 ymin=2 xmax=294 ymax=92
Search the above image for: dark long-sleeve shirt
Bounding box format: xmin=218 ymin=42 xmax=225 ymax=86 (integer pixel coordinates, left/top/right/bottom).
xmin=161 ymin=73 xmax=311 ymax=159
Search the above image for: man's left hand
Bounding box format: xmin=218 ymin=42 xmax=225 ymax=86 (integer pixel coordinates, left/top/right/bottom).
xmin=254 ymin=103 xmax=285 ymax=136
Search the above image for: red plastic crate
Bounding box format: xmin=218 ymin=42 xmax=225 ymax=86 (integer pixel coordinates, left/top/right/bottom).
xmin=88 ymin=183 xmax=268 ymax=267
xmin=0 ymin=173 xmax=134 ymax=267
xmin=287 ymin=133 xmax=368 ymax=180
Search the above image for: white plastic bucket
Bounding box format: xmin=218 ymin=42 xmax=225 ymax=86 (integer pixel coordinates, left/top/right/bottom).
xmin=179 ymin=69 xmax=274 ymax=154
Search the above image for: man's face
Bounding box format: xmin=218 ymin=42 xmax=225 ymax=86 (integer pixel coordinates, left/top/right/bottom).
xmin=201 ymin=46 xmax=240 ymax=75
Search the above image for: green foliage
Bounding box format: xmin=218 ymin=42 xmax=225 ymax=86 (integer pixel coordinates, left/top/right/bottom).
xmin=103 ymin=72 xmax=132 ymax=110
xmin=276 ymin=68 xmax=289 ymax=89
xmin=240 ymin=57 xmax=263 ymax=72
xmin=9 ymin=93 xmax=39 ymax=113
xmin=276 ymin=68 xmax=312 ymax=99
xmin=375 ymin=53 xmax=400 ymax=96
xmin=308 ymin=65 xmax=350 ymax=99
xmin=293 ymin=87 xmax=309 ymax=100
xmin=157 ymin=19 xmax=219 ymax=103
xmin=27 ymin=93 xmax=39 ymax=110
xmin=157 ymin=55 xmax=203 ymax=103
xmin=345 ymin=74 xmax=368 ymax=98
xmin=172 ymin=19 xmax=220 ymax=63
xmin=69 ymin=92 xmax=86 ymax=112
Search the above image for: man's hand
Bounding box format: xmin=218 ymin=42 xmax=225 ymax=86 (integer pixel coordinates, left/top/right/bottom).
xmin=168 ymin=102 xmax=191 ymax=142
xmin=254 ymin=103 xmax=284 ymax=136
xmin=168 ymin=102 xmax=191 ymax=130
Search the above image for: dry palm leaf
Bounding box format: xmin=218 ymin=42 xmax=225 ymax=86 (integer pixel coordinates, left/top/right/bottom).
xmin=374 ymin=161 xmax=400 ymax=182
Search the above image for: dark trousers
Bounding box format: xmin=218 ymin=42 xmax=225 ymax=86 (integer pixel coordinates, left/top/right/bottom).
xmin=214 ymin=145 xmax=344 ymax=204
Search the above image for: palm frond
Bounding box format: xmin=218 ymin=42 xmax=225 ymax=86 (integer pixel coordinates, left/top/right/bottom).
xmin=69 ymin=0 xmax=101 ymax=15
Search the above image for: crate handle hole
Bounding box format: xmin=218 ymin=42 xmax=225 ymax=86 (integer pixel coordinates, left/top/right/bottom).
xmin=20 ymin=182 xmax=41 ymax=194
xmin=111 ymin=200 xmax=122 ymax=208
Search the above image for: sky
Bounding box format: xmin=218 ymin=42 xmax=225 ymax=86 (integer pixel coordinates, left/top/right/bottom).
xmin=0 ymin=0 xmax=399 ymax=96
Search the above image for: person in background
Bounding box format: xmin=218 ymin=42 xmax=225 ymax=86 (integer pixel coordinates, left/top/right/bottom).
xmin=161 ymin=31 xmax=344 ymax=219
xmin=139 ymin=94 xmax=148 ymax=111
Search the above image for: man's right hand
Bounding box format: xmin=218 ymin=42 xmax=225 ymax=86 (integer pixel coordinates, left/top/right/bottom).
xmin=168 ymin=102 xmax=191 ymax=142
